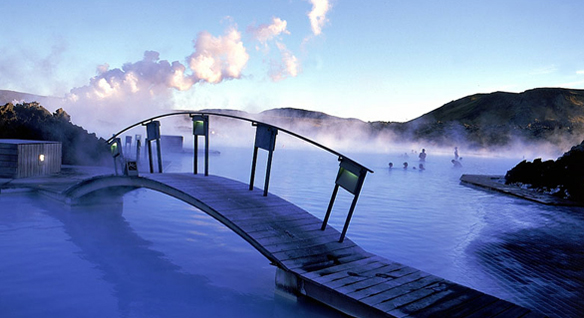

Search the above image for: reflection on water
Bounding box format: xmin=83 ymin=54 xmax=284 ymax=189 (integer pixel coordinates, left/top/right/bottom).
xmin=0 ymin=191 xmax=346 ymax=318
xmin=1 ymin=147 xmax=583 ymax=317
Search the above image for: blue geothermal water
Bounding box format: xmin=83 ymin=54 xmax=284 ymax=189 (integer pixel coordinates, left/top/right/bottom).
xmin=1 ymin=147 xmax=582 ymax=317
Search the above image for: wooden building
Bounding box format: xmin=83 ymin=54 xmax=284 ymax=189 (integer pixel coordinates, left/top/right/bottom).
xmin=0 ymin=139 xmax=62 ymax=178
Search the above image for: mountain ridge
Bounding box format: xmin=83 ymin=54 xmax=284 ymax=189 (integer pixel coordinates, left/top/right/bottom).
xmin=3 ymin=87 xmax=584 ymax=153
xmin=411 ymin=87 xmax=584 ymax=127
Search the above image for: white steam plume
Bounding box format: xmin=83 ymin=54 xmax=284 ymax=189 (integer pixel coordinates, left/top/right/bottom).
xmin=64 ymin=26 xmax=250 ymax=136
xmin=248 ymin=17 xmax=300 ymax=82
xmin=188 ymin=27 xmax=249 ymax=83
xmin=68 ymin=51 xmax=194 ymax=102
xmin=249 ymin=17 xmax=290 ymax=44
xmin=307 ymin=0 xmax=331 ymax=36
xmin=270 ymin=42 xmax=300 ymax=81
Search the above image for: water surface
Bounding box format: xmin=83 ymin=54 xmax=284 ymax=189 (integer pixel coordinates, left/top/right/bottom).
xmin=1 ymin=147 xmax=582 ymax=317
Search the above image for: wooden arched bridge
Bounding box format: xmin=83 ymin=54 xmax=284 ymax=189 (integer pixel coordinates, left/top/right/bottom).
xmin=2 ymin=112 xmax=544 ymax=317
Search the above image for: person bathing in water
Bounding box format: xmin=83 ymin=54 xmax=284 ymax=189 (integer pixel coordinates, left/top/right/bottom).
xmin=419 ymin=149 xmax=426 ymax=162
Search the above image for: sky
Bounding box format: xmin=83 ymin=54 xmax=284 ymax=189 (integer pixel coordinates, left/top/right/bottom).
xmin=2 ymin=0 xmax=584 ymax=133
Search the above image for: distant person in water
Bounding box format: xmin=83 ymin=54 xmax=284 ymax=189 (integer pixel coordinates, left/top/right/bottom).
xmin=403 ymin=162 xmax=408 ymax=169
xmin=388 ymin=162 xmax=393 ymax=169
xmin=451 ymin=159 xmax=462 ymax=168
xmin=419 ymin=163 xmax=425 ymax=171
xmin=454 ymin=147 xmax=459 ymax=160
xmin=419 ymin=149 xmax=426 ymax=162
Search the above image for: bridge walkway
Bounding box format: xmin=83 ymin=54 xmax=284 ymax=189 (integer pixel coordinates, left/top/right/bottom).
xmin=131 ymin=173 xmax=543 ymax=318
xmin=1 ymin=170 xmax=544 ymax=317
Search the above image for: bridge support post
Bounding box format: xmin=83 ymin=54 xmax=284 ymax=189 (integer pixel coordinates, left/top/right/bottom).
xmin=109 ymin=137 xmax=123 ymax=176
xmin=191 ymin=115 xmax=209 ymax=176
xmin=321 ymin=184 xmax=339 ymax=231
xmin=147 ymin=140 xmax=154 ymax=173
xmin=144 ymin=121 xmax=162 ymax=173
xmin=275 ymin=267 xmax=303 ymax=296
xmin=250 ymin=146 xmax=259 ymax=190
xmin=340 ymin=191 xmax=362 ymax=243
xmin=249 ymin=123 xmax=277 ymax=196
xmin=156 ymin=140 xmax=163 ymax=173
xmin=321 ymin=157 xmax=369 ymax=242
xmin=135 ymin=134 xmax=142 ymax=164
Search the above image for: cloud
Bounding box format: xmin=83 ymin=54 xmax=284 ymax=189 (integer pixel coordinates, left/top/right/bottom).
xmin=68 ymin=26 xmax=249 ymax=102
xmin=248 ymin=17 xmax=300 ymax=82
xmin=63 ymin=26 xmax=250 ymax=136
xmin=248 ymin=17 xmax=290 ymax=44
xmin=188 ymin=27 xmax=249 ymax=83
xmin=307 ymin=0 xmax=331 ymax=36
xmin=529 ymin=65 xmax=557 ymax=75
xmin=0 ymin=39 xmax=68 ymax=95
xmin=68 ymin=50 xmax=195 ymax=102
xmin=270 ymin=42 xmax=300 ymax=81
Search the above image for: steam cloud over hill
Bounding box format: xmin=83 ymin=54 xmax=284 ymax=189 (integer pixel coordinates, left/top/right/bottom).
xmin=2 ymin=87 xmax=584 ymax=160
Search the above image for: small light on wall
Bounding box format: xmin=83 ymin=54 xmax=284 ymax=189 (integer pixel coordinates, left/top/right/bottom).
xmin=39 ymin=154 xmax=45 ymax=162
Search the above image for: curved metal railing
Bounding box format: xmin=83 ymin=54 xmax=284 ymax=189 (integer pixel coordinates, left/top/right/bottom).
xmin=106 ymin=110 xmax=373 ymax=242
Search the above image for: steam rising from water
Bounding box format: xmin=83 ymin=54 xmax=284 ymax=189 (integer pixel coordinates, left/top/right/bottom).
xmin=118 ymin=110 xmax=571 ymax=167
xmin=3 ymin=0 xmax=576 ymax=161
xmin=1 ymin=2 xmax=334 ymax=140
xmin=54 ymin=10 xmax=315 ymax=137
xmin=61 ymin=25 xmax=251 ymax=134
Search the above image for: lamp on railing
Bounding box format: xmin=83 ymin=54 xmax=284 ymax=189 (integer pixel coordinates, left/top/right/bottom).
xmin=109 ymin=137 xmax=123 ymax=175
xmin=321 ymin=157 xmax=369 ymax=242
xmin=250 ymin=123 xmax=278 ymax=196
xmin=191 ymin=114 xmax=209 ymax=176
xmin=143 ymin=120 xmax=162 ymax=173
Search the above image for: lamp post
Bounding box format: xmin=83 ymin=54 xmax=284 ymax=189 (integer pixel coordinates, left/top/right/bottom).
xmin=191 ymin=114 xmax=209 ymax=176
xmin=321 ymin=157 xmax=369 ymax=242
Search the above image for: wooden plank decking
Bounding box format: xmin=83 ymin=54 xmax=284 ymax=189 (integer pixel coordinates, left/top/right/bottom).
xmin=142 ymin=173 xmax=543 ymax=317
xmin=2 ymin=171 xmax=545 ymax=317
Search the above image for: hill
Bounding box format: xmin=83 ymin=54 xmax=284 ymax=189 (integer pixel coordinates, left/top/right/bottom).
xmin=3 ymin=88 xmax=584 ymax=154
xmin=414 ymin=88 xmax=584 ymax=126
xmin=0 ymin=102 xmax=111 ymax=166
xmin=0 ymin=90 xmax=62 ymax=109
xmin=400 ymin=88 xmax=584 ymax=148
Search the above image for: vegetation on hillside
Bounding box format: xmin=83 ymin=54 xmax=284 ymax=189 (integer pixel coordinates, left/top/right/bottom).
xmin=0 ymin=102 xmax=111 ymax=166
xmin=3 ymin=87 xmax=584 ymax=163
xmin=399 ymin=88 xmax=584 ymax=148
